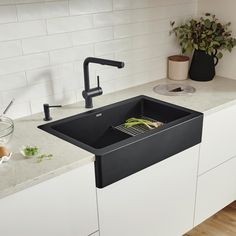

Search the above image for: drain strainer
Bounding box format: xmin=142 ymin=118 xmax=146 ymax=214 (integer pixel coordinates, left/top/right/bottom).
xmin=153 ymin=84 xmax=196 ymax=96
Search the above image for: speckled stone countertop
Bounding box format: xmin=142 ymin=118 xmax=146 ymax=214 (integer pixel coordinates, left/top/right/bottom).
xmin=1 ymin=76 xmax=236 ymax=199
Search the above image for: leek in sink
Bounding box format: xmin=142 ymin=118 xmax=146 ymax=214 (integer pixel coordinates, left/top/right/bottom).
xmin=124 ymin=118 xmax=163 ymax=129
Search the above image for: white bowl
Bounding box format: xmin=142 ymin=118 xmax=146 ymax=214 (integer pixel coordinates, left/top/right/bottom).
xmin=0 ymin=116 xmax=14 ymax=145
xmin=20 ymin=146 xmax=40 ymax=159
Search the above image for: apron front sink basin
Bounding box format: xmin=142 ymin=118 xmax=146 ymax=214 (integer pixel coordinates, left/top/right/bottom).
xmin=38 ymin=95 xmax=203 ymax=188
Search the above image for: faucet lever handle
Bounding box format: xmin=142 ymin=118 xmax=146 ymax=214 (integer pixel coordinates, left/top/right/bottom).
xmin=97 ymin=76 xmax=100 ymax=88
xmin=49 ymin=105 xmax=62 ymax=108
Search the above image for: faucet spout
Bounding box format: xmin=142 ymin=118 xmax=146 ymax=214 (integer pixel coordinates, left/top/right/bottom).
xmin=82 ymin=57 xmax=125 ymax=108
xmin=84 ymin=57 xmax=124 ymax=69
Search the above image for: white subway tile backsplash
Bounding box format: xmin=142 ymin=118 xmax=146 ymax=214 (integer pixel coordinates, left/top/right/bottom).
xmin=93 ymin=7 xmax=167 ymax=28
xmin=22 ymin=34 xmax=72 ymax=54
xmin=0 ymin=102 xmax=31 ymax=119
xmin=47 ymin=15 xmax=93 ymax=34
xmin=132 ymin=32 xmax=171 ymax=49
xmin=71 ymin=27 xmax=113 ymax=46
xmin=0 ymin=20 xmax=46 ymax=41
xmin=113 ymin=0 xmax=150 ymax=11
xmin=26 ymin=63 xmax=82 ymax=94
xmin=95 ymin=56 xmax=167 ymax=84
xmin=30 ymin=90 xmax=77 ymax=114
xmin=149 ymin=62 xmax=167 ymax=82
xmin=2 ymin=82 xmax=53 ymax=104
xmin=95 ymin=38 xmax=132 ymax=56
xmin=0 ymin=5 xmax=17 ymax=23
xmin=50 ymin=44 xmax=94 ymax=65
xmin=14 ymin=0 xmax=45 ymax=4
xmin=130 ymin=7 xmax=166 ymax=22
xmin=116 ymin=48 xmax=150 ymax=63
xmin=0 ymin=0 xmax=45 ymax=5
xmin=0 ymin=0 xmax=197 ymax=118
xmin=154 ymin=0 xmax=196 ymax=7
xmin=0 ymin=1 xmax=14 ymax=5
xmin=165 ymin=3 xmax=197 ymax=17
xmin=0 ymin=41 xmax=22 ymax=59
xmin=0 ymin=53 xmax=49 ymax=76
xmin=93 ymin=11 xmax=131 ymax=27
xmin=112 ymin=0 xmax=131 ymax=11
xmin=69 ymin=0 xmax=112 ymax=15
xmin=0 ymin=72 xmax=27 ymax=91
xmin=17 ymin=1 xmax=69 ymax=21
xmin=114 ymin=19 xmax=170 ymax=39
xmin=26 ymin=63 xmax=75 ymax=85
xmin=0 ymin=94 xmax=3 ymax=108
xmin=73 ymin=59 xmax=96 ymax=86
xmin=101 ymin=71 xmax=151 ymax=95
xmin=115 ymin=43 xmax=179 ymax=63
xmin=93 ymin=12 xmax=113 ymax=28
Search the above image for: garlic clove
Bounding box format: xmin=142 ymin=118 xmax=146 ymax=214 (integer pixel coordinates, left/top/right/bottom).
xmin=0 ymin=146 xmax=11 ymax=158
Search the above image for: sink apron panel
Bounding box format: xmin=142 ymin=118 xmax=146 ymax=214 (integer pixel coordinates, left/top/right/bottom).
xmin=95 ymin=115 xmax=203 ymax=188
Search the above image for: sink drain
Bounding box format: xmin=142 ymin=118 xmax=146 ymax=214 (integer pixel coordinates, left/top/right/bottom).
xmin=153 ymin=84 xmax=196 ymax=96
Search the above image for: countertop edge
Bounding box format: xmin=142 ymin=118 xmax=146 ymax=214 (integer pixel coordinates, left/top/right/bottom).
xmin=0 ymin=155 xmax=95 ymax=199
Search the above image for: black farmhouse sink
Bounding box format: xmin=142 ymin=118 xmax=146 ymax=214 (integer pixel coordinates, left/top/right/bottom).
xmin=38 ymin=95 xmax=203 ymax=188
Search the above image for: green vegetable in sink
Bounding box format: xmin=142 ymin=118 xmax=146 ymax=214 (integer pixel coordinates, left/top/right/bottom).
xmin=24 ymin=146 xmax=39 ymax=157
xmin=124 ymin=118 xmax=163 ymax=129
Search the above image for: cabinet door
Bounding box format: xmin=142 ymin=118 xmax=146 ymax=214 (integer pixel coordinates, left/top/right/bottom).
xmin=195 ymin=156 xmax=236 ymax=226
xmin=199 ymin=104 xmax=236 ymax=174
xmin=97 ymin=145 xmax=199 ymax=236
xmin=0 ymin=163 xmax=98 ymax=236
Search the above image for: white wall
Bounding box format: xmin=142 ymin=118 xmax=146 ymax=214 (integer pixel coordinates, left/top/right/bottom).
xmin=0 ymin=0 xmax=197 ymax=119
xmin=198 ymin=0 xmax=236 ymax=80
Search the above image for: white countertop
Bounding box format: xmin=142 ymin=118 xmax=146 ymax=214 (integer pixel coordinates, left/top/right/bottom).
xmin=1 ymin=76 xmax=236 ymax=199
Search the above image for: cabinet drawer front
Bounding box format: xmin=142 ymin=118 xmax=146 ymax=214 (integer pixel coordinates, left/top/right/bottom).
xmin=0 ymin=163 xmax=98 ymax=236
xmin=195 ymin=157 xmax=236 ymax=226
xmin=97 ymin=146 xmax=199 ymax=236
xmin=199 ymin=104 xmax=236 ymax=174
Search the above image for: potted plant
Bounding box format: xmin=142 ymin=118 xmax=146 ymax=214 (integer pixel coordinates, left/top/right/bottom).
xmin=170 ymin=13 xmax=236 ymax=81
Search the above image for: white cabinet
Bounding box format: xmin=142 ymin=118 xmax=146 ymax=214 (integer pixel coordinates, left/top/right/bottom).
xmin=195 ymin=156 xmax=236 ymax=226
xmin=199 ymin=104 xmax=236 ymax=174
xmin=97 ymin=145 xmax=200 ymax=236
xmin=0 ymin=163 xmax=98 ymax=236
xmin=195 ymin=104 xmax=236 ymax=226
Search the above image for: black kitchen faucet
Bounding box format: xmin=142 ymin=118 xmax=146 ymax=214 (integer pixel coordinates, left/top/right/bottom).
xmin=82 ymin=57 xmax=125 ymax=108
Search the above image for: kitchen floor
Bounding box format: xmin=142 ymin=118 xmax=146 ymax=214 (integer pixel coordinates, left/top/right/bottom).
xmin=184 ymin=201 xmax=236 ymax=236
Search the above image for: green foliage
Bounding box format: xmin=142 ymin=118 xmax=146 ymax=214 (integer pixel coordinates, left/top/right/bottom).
xmin=170 ymin=13 xmax=236 ymax=59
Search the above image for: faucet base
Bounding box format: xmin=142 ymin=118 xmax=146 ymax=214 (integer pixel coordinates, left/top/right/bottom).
xmin=83 ymin=87 xmax=103 ymax=109
xmin=84 ymin=96 xmax=93 ymax=108
xmin=85 ymin=104 xmax=93 ymax=109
